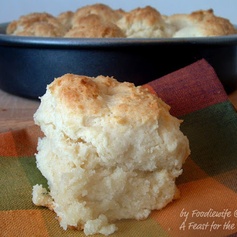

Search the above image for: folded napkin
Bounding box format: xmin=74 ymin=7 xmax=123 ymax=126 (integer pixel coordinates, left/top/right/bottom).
xmin=1 ymin=59 xmax=237 ymax=237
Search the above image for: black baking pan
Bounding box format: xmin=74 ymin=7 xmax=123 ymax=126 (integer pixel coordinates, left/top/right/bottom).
xmin=0 ymin=22 xmax=237 ymax=99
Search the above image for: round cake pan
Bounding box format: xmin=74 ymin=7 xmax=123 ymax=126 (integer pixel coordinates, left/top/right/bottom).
xmin=0 ymin=22 xmax=237 ymax=99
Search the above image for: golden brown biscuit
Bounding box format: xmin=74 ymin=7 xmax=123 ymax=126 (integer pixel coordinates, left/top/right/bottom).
xmin=6 ymin=12 xmax=66 ymax=37
xmin=72 ymin=3 xmax=124 ymax=26
xmin=57 ymin=10 xmax=74 ymax=31
xmin=32 ymin=73 xmax=190 ymax=235
xmin=64 ymin=14 xmax=125 ymax=38
xmin=116 ymin=6 xmax=174 ymax=38
xmin=168 ymin=9 xmax=237 ymax=37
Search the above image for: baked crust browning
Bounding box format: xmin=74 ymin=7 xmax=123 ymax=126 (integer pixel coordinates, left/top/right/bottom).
xmin=116 ymin=6 xmax=173 ymax=38
xmin=6 ymin=5 xmax=236 ymax=38
xmin=168 ymin=9 xmax=237 ymax=37
xmin=6 ymin=12 xmax=66 ymax=37
xmin=64 ymin=14 xmax=125 ymax=38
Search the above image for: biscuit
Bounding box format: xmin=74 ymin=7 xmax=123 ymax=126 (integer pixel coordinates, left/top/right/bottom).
xmin=64 ymin=14 xmax=125 ymax=38
xmin=168 ymin=9 xmax=237 ymax=37
xmin=32 ymin=74 xmax=190 ymax=235
xmin=57 ymin=10 xmax=74 ymax=31
xmin=6 ymin=12 xmax=66 ymax=37
xmin=116 ymin=6 xmax=173 ymax=38
xmin=72 ymin=3 xmax=124 ymax=26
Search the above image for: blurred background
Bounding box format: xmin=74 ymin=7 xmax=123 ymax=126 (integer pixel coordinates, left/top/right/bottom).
xmin=1 ymin=0 xmax=237 ymax=24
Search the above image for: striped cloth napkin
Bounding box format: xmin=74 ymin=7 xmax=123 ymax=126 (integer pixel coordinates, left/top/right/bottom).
xmin=1 ymin=59 xmax=237 ymax=237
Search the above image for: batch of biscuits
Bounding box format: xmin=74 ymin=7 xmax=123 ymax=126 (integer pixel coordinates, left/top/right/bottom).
xmin=6 ymin=3 xmax=237 ymax=38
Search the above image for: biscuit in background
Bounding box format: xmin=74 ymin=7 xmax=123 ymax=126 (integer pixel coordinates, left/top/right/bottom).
xmin=6 ymin=12 xmax=66 ymax=37
xmin=6 ymin=4 xmax=237 ymax=38
xmin=64 ymin=3 xmax=126 ymax=38
xmin=65 ymin=14 xmax=125 ymax=38
xmin=57 ymin=10 xmax=74 ymax=31
xmin=168 ymin=9 xmax=237 ymax=37
xmin=72 ymin=3 xmax=125 ymax=25
xmin=116 ymin=6 xmax=175 ymax=38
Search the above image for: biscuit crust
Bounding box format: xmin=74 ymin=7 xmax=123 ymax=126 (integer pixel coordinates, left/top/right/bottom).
xmin=6 ymin=4 xmax=237 ymax=38
xmin=6 ymin=12 xmax=66 ymax=37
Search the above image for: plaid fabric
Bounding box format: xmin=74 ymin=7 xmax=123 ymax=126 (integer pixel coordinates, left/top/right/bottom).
xmin=1 ymin=59 xmax=237 ymax=237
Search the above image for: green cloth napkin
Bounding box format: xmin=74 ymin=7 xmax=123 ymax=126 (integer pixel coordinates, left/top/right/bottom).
xmin=1 ymin=59 xmax=237 ymax=237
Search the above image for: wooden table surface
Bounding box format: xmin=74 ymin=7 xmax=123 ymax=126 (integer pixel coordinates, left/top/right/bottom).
xmin=0 ymin=88 xmax=237 ymax=133
xmin=0 ymin=89 xmax=39 ymax=133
